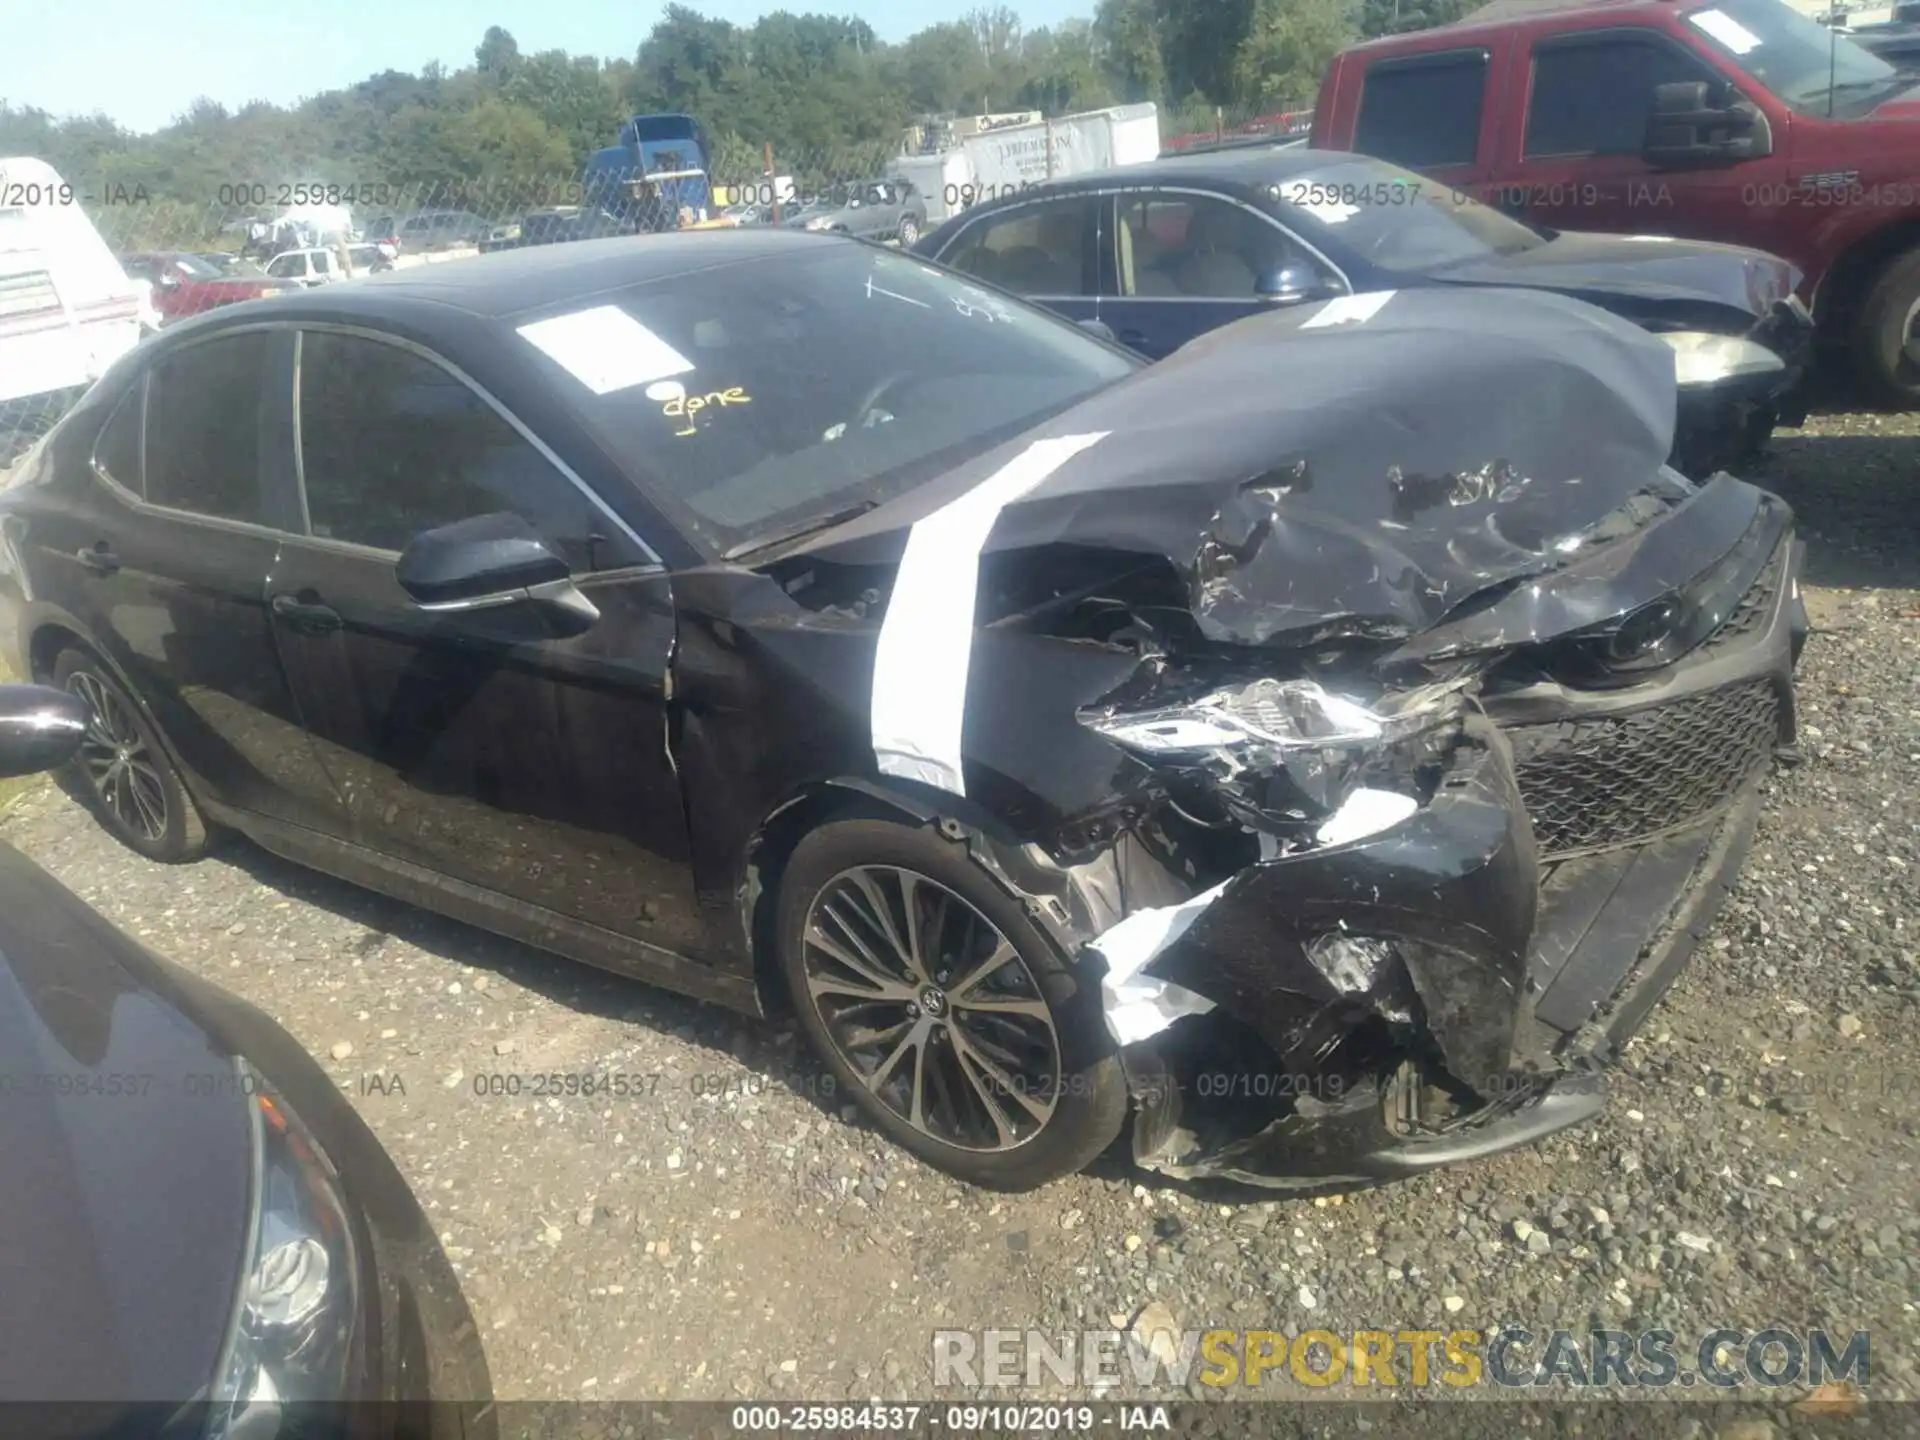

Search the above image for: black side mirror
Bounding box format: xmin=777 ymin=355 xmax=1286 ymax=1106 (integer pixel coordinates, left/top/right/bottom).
xmin=396 ymin=512 xmax=599 ymax=637
xmin=1256 ymin=264 xmax=1341 ymax=304
xmin=0 ymin=683 xmax=90 ymax=780
xmin=1643 ymin=81 xmax=1773 ymax=168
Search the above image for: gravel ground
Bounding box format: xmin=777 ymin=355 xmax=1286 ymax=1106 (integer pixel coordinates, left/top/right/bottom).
xmin=3 ymin=410 xmax=1917 ymax=1419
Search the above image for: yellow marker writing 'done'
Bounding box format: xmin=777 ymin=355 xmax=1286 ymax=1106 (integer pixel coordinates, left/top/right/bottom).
xmin=664 ymin=387 xmax=750 ymax=436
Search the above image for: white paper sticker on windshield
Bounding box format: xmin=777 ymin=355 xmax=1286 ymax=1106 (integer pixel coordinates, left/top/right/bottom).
xmin=1688 ymin=8 xmax=1762 ymax=54
xmin=517 ymin=305 xmax=694 ymax=395
xmin=870 ymin=432 xmax=1110 ymax=796
xmin=1301 ymin=290 xmax=1396 ymax=329
xmin=1296 ymin=198 xmax=1361 ymax=225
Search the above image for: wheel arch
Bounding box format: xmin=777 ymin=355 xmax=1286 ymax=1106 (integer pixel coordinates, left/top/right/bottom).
xmin=737 ymin=776 xmax=1110 ymax=1016
xmin=26 ymin=617 xmax=199 ymax=802
xmin=1812 ymin=218 xmax=1920 ymax=333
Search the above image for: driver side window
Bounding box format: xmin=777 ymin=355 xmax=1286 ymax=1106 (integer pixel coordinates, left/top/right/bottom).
xmin=295 ymin=330 xmax=638 ymax=570
xmin=1526 ymin=35 xmax=1723 ymax=158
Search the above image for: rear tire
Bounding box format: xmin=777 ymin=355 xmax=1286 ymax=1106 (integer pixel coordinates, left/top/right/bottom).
xmin=54 ymin=649 xmax=209 ymax=863
xmin=897 ymin=216 xmax=920 ymax=247
xmin=1853 ymin=246 xmax=1920 ymax=408
xmin=777 ymin=817 xmax=1128 ymax=1190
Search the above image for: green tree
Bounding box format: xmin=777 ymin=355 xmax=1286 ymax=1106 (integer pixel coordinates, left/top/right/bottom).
xmin=475 ymin=25 xmax=522 ymax=78
xmin=890 ymin=22 xmax=995 ymax=115
xmin=1359 ymin=0 xmax=1475 ymax=37
xmin=1093 ymin=0 xmax=1168 ymax=105
xmin=1233 ymin=0 xmax=1354 ymax=106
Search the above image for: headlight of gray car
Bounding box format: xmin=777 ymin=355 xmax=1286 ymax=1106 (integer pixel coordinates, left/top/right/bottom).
xmin=802 ymin=215 xmax=835 ymax=231
xmin=206 ymin=1061 xmax=360 ymax=1437
xmin=1657 ymin=331 xmax=1786 ymax=387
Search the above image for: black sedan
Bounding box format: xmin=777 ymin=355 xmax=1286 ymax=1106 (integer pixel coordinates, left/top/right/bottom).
xmin=0 ymin=686 xmax=492 ymax=1424
xmin=913 ymin=147 xmax=1815 ymax=480
xmin=0 ymin=231 xmax=1805 ymax=1191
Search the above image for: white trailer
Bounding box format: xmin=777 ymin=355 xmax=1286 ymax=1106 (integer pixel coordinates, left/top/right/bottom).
xmin=903 ymin=104 xmax=1162 ymax=225
xmin=0 ymin=158 xmax=146 ymax=451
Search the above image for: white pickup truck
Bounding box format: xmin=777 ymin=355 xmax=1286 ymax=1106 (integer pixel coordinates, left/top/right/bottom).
xmin=262 ymin=242 xmax=396 ymax=285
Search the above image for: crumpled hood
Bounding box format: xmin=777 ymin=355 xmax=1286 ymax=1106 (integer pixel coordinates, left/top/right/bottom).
xmin=1425 ymin=231 xmax=1800 ymax=325
xmin=787 ymin=285 xmax=1697 ymax=647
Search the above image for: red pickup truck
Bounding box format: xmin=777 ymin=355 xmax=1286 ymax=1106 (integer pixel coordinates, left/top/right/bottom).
xmin=1312 ymin=0 xmax=1920 ymax=404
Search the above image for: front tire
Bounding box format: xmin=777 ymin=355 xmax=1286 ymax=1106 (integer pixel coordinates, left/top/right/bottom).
xmin=54 ymin=649 xmax=209 ymax=863
xmin=897 ymin=216 xmax=920 ymax=248
xmin=1853 ymin=246 xmax=1920 ymax=408
xmin=777 ymin=817 xmax=1128 ymax=1190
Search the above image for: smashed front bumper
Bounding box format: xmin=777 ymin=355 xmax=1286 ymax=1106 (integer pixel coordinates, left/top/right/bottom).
xmin=1111 ymin=517 xmax=1807 ymax=1189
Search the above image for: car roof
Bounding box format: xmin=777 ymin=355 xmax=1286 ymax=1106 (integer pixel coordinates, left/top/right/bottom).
xmin=1345 ymin=0 xmax=1660 ymax=47
xmin=976 ymin=146 xmax=1390 ymax=198
xmin=185 ymin=228 xmax=852 ymax=326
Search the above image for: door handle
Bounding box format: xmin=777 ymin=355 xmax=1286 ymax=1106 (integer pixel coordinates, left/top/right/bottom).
xmin=271 ymin=593 xmax=343 ymax=633
xmin=76 ymin=544 xmax=120 ymax=574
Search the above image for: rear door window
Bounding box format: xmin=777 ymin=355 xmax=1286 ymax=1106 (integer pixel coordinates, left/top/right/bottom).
xmin=1355 ymin=50 xmax=1491 ymax=169
xmin=144 ymin=333 xmax=273 ymax=525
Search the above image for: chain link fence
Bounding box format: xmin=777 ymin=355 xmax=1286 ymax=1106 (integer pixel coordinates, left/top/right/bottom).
xmin=1 ymin=107 xmax=1311 ymax=464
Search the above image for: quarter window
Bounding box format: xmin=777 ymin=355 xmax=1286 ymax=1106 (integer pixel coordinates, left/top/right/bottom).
xmin=92 ymin=380 xmax=144 ymax=495
xmin=1526 ymin=36 xmax=1724 ymax=157
xmin=144 ymin=333 xmax=272 ymax=524
xmin=296 ymin=330 xmax=632 ymax=569
xmin=1355 ymin=52 xmax=1490 ymax=169
xmin=940 ymin=198 xmax=1094 ymax=296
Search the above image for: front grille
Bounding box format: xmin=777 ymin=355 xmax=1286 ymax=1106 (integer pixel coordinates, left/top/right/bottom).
xmin=1508 ymin=679 xmax=1781 ymax=856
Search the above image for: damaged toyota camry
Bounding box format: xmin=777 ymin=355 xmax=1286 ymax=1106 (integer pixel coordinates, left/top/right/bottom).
xmin=0 ymin=231 xmax=1806 ymax=1192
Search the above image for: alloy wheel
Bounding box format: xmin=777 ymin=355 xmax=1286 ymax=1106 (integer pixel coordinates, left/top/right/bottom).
xmin=67 ymin=671 xmax=169 ymax=842
xmin=801 ymin=864 xmax=1063 ymax=1152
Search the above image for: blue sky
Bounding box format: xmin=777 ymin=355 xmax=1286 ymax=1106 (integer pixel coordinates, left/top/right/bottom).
xmin=9 ymin=0 xmax=1095 ymax=134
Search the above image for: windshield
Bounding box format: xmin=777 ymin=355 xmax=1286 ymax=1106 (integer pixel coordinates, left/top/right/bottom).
xmin=1683 ymin=0 xmax=1902 ymax=116
xmin=1270 ymin=157 xmax=1545 ymax=271
xmin=514 ymin=244 xmax=1137 ymax=556
xmin=168 ymin=253 xmax=222 ymax=278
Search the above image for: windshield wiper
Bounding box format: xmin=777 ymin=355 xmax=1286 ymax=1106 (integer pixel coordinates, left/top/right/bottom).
xmin=722 ymin=498 xmax=881 ymax=561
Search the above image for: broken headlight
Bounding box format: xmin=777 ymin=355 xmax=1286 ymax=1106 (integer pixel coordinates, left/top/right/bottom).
xmin=1079 ymin=675 xmax=1471 ymax=822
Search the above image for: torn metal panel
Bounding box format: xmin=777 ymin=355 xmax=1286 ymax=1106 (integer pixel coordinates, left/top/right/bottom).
xmin=1387 ymin=473 xmax=1791 ymax=664
xmin=1132 ymin=717 xmax=1540 ymax=1097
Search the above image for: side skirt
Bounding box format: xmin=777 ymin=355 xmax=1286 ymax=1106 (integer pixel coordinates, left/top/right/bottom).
xmin=202 ymin=800 xmax=763 ymax=1016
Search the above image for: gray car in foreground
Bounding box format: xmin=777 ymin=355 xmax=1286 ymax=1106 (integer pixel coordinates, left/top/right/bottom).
xmin=0 ymin=685 xmax=493 ymax=1431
